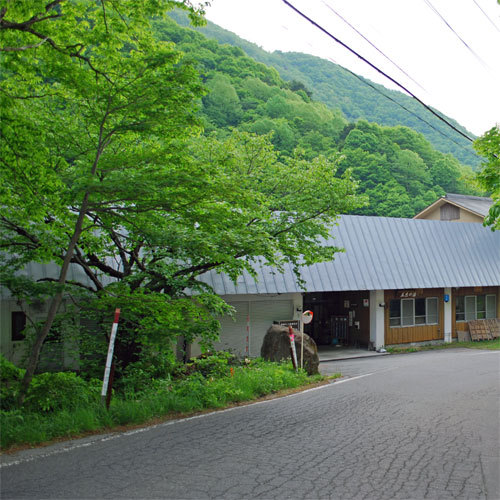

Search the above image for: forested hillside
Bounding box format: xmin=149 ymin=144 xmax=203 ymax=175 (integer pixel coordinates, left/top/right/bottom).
xmin=157 ymin=15 xmax=479 ymax=218
xmin=170 ymin=11 xmax=480 ymax=170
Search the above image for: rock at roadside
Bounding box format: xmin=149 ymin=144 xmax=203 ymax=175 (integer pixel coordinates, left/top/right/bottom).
xmin=261 ymin=324 xmax=319 ymax=375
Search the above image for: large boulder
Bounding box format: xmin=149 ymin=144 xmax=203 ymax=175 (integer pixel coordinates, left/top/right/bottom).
xmin=261 ymin=324 xmax=319 ymax=375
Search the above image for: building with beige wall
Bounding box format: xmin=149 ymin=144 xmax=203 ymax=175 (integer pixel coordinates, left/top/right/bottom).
xmin=414 ymin=193 xmax=493 ymax=223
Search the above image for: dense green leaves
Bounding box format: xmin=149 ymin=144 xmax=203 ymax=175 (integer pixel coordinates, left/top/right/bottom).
xmin=170 ymin=11 xmax=479 ymax=168
xmin=0 ymin=3 xmax=490 ymax=399
xmin=154 ymin=14 xmax=481 ymax=218
xmin=0 ymin=3 xmax=365 ymax=388
xmin=474 ymin=126 xmax=500 ymax=230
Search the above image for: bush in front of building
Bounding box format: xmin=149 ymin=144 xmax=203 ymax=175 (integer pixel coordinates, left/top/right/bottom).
xmin=0 ymin=354 xmax=324 ymax=450
xmin=0 ymin=354 xmax=25 ymax=411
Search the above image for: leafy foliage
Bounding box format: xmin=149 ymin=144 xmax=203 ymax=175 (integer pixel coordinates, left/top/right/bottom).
xmin=22 ymin=372 xmax=100 ymax=413
xmin=183 ymin=350 xmax=238 ymax=379
xmin=0 ymin=4 xmax=362 ymax=390
xmin=156 ymin=14 xmax=480 ymax=218
xmin=173 ymin=11 xmax=480 ymax=169
xmin=1 ymin=358 xmax=323 ymax=450
xmin=474 ymin=125 xmax=500 ymax=230
xmin=0 ymin=355 xmax=25 ymax=411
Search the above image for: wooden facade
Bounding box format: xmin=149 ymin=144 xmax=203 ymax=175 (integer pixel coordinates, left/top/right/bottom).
xmin=384 ymin=288 xmax=445 ymax=345
xmin=451 ymin=286 xmax=499 ymax=338
xmin=304 ymin=286 xmax=499 ymax=347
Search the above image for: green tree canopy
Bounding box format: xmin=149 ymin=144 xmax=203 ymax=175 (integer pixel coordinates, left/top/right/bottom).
xmin=0 ymin=1 xmax=363 ymax=402
xmin=474 ymin=126 xmax=500 ymax=230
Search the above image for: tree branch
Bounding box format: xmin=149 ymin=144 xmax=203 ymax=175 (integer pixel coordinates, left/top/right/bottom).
xmin=37 ymin=277 xmax=96 ymax=293
xmin=0 ymin=37 xmax=49 ymax=52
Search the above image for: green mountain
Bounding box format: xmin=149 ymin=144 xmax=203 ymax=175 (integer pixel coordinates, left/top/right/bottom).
xmin=170 ymin=11 xmax=479 ymax=170
xmin=153 ymin=14 xmax=480 ymax=218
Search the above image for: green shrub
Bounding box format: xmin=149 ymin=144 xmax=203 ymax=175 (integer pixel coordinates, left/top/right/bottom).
xmin=23 ymin=372 xmax=100 ymax=413
xmin=1 ymin=359 xmax=324 ymax=450
xmin=0 ymin=355 xmax=25 ymax=410
xmin=117 ymin=353 xmax=178 ymax=395
xmin=183 ymin=351 xmax=238 ymax=379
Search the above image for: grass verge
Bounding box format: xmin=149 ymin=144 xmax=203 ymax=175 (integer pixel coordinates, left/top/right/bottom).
xmin=1 ymin=361 xmax=339 ymax=452
xmin=386 ymin=338 xmax=500 ymax=354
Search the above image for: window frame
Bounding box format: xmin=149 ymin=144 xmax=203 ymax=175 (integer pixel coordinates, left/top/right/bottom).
xmin=426 ymin=297 xmax=439 ymax=325
xmin=485 ymin=294 xmax=497 ymax=319
xmin=456 ymin=294 xmax=497 ymax=322
xmin=389 ymin=297 xmax=439 ymax=328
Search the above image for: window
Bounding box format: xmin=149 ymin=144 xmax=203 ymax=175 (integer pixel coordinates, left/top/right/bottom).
xmin=486 ymin=295 xmax=497 ymax=319
xmin=415 ymin=298 xmax=426 ymax=325
xmin=465 ymin=296 xmax=476 ymax=321
xmin=11 ymin=311 xmax=26 ymax=341
xmin=477 ymin=295 xmax=485 ymax=319
xmin=389 ymin=300 xmax=401 ymax=326
xmin=389 ymin=297 xmax=439 ymax=327
xmin=456 ymin=294 xmax=497 ymax=321
xmin=426 ymin=298 xmax=438 ymax=324
xmin=401 ymin=299 xmax=414 ymax=326
xmin=440 ymin=204 xmax=460 ymax=221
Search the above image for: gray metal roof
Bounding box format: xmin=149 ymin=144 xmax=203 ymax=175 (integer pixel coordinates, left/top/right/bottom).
xmin=0 ymin=260 xmax=116 ymax=299
xmin=444 ymin=193 xmax=493 ymax=217
xmin=2 ymin=215 xmax=498 ymax=299
xmin=197 ymin=215 xmax=500 ymax=294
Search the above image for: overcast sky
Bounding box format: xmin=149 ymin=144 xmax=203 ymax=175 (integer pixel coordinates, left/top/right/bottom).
xmin=204 ymin=0 xmax=500 ymax=137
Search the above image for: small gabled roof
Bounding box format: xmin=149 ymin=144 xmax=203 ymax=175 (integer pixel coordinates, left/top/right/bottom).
xmin=197 ymin=215 xmax=500 ymax=295
xmin=414 ymin=193 xmax=493 ymax=219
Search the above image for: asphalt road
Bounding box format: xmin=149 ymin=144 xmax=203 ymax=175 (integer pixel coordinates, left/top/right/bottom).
xmin=1 ymin=349 xmax=499 ymax=500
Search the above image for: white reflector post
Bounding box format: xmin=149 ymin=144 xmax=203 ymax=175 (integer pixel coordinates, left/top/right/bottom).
xmin=101 ymin=308 xmax=121 ymax=405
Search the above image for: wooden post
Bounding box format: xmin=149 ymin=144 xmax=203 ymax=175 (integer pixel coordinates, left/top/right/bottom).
xmin=101 ymin=308 xmax=120 ymax=407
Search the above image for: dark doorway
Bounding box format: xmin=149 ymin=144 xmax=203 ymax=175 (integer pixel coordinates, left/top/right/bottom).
xmin=303 ymin=291 xmax=370 ymax=347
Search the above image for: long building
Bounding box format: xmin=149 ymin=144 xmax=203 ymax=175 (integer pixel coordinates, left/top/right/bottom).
xmin=196 ymin=215 xmax=500 ymax=356
xmin=2 ymin=215 xmax=499 ymax=364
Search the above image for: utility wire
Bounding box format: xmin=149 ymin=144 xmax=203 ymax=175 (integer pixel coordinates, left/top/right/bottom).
xmin=322 ymin=0 xmax=426 ymax=92
xmin=471 ymin=0 xmax=500 ymax=33
xmin=281 ymin=0 xmax=475 ymax=143
xmin=330 ymin=58 xmax=473 ymax=153
xmin=422 ymin=0 xmax=491 ymax=71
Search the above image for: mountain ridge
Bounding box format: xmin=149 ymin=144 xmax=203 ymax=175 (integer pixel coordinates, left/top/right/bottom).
xmin=170 ymin=10 xmax=479 ymax=169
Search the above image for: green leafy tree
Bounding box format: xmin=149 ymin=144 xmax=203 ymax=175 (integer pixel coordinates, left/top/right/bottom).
xmin=0 ymin=3 xmax=363 ymax=403
xmin=474 ymin=126 xmax=500 ymax=230
xmin=202 ymin=73 xmax=243 ymax=127
xmin=390 ymin=149 xmax=432 ymax=196
xmin=0 ymin=0 xmax=207 ymax=403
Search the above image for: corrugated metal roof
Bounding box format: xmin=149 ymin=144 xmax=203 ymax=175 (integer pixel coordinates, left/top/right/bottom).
xmin=445 ymin=193 xmax=493 ymax=217
xmin=0 ymin=259 xmax=116 ymax=299
xmin=2 ymin=215 xmax=498 ymax=299
xmin=197 ymin=215 xmax=500 ymax=294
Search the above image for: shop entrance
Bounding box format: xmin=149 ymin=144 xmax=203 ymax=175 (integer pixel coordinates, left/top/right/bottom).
xmin=303 ymin=291 xmax=371 ymax=347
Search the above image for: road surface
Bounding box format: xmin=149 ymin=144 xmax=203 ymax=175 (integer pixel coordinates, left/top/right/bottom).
xmin=1 ymin=348 xmax=499 ymax=499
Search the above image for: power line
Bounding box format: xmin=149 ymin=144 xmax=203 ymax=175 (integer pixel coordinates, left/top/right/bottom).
xmin=422 ymin=0 xmax=491 ymax=71
xmin=322 ymin=0 xmax=426 ymax=93
xmin=471 ymin=0 xmax=500 ymax=33
xmin=281 ymin=0 xmax=475 ymax=143
xmin=331 ymin=59 xmax=473 ymax=154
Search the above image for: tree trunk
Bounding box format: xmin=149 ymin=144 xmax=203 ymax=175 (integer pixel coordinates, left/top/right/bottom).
xmin=17 ymin=195 xmax=90 ymax=405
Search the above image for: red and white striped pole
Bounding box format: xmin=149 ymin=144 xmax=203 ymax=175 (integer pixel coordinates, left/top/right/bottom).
xmin=288 ymin=326 xmax=298 ymax=372
xmin=246 ymin=313 xmax=250 ymax=357
xmin=101 ymin=308 xmax=120 ymax=407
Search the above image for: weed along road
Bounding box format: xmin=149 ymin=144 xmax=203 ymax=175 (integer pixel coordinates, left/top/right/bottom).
xmin=1 ymin=349 xmax=499 ymax=499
